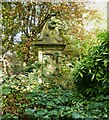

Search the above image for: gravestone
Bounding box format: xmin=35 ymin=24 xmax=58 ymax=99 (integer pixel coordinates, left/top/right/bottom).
xmin=35 ymin=16 xmax=66 ymax=83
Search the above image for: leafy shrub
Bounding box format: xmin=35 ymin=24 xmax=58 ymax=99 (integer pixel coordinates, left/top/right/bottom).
xmin=2 ymin=75 xmax=109 ymax=119
xmin=72 ymin=31 xmax=109 ymax=97
xmin=2 ymin=31 xmax=109 ymax=119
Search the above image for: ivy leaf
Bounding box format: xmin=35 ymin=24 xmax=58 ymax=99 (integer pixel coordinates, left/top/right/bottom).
xmin=72 ymin=112 xmax=81 ymax=118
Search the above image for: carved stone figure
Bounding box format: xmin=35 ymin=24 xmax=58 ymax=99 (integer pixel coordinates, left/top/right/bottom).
xmin=39 ymin=16 xmax=65 ymax=44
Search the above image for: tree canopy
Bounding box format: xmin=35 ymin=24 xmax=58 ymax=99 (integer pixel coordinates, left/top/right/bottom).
xmin=2 ymin=2 xmax=100 ymax=65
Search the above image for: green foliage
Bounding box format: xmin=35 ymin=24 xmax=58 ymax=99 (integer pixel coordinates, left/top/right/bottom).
xmin=2 ymin=31 xmax=109 ymax=119
xmin=2 ymin=72 xmax=109 ymax=119
xmin=1 ymin=2 xmax=108 ymax=120
xmin=72 ymin=31 xmax=109 ymax=97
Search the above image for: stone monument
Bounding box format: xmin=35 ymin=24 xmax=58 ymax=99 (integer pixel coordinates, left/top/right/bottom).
xmin=35 ymin=16 xmax=66 ymax=82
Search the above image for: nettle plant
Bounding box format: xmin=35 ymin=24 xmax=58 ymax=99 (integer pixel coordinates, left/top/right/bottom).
xmin=72 ymin=31 xmax=109 ymax=97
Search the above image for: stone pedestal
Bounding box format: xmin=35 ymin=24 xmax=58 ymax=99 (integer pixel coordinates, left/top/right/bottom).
xmin=35 ymin=16 xmax=66 ymax=82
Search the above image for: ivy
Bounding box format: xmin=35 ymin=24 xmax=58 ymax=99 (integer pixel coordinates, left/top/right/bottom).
xmin=2 ymin=74 xmax=109 ymax=119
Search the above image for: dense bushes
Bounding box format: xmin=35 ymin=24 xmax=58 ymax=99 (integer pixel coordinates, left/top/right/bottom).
xmin=2 ymin=77 xmax=109 ymax=119
xmin=72 ymin=31 xmax=109 ymax=97
xmin=2 ymin=74 xmax=109 ymax=119
xmin=2 ymin=31 xmax=109 ymax=119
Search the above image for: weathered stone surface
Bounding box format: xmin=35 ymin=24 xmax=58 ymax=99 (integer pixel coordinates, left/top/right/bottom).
xmin=38 ymin=16 xmax=65 ymax=44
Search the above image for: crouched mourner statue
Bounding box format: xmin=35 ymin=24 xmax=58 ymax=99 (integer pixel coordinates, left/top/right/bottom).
xmin=39 ymin=16 xmax=66 ymax=44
